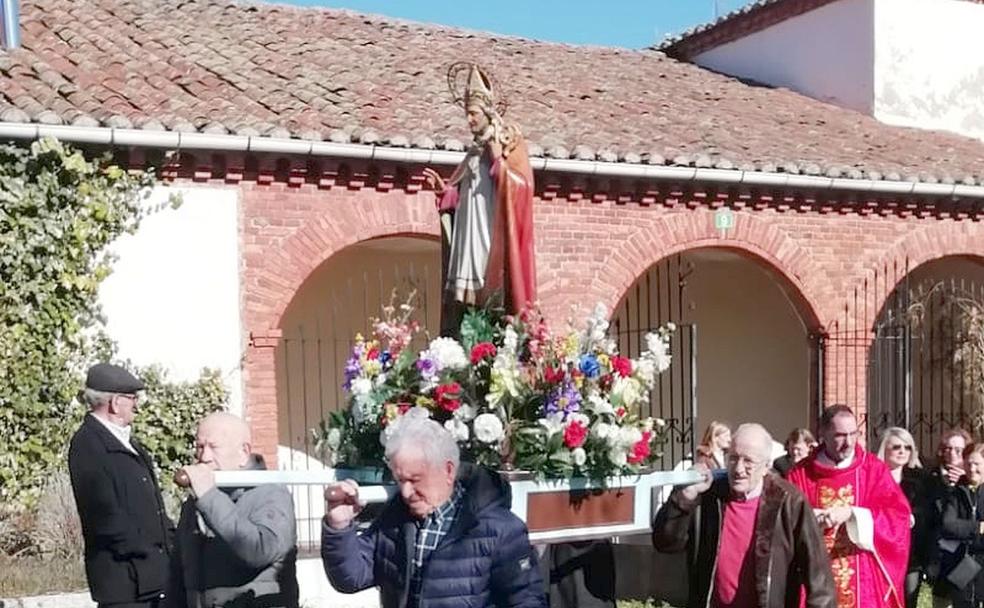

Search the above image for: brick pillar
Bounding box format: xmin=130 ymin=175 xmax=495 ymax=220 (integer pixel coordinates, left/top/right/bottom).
xmin=245 ymin=328 xmax=282 ymax=468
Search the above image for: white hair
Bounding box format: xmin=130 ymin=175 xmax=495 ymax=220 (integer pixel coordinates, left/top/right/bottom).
xmin=82 ymin=388 xmax=113 ymax=410
xmin=384 ymin=416 xmax=460 ymax=470
xmin=733 ymin=423 xmax=774 ymax=464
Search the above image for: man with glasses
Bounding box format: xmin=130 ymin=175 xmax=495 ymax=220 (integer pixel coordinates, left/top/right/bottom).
xmin=652 ymin=423 xmax=836 ymax=607
xmin=788 ymin=405 xmax=912 ymax=608
xmin=69 ymin=363 xmax=173 ymax=608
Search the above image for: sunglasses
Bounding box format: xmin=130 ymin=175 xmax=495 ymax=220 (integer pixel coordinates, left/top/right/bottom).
xmin=889 ymin=444 xmax=913 ymax=452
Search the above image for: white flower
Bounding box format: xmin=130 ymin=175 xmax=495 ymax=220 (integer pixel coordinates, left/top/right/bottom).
xmin=654 ymin=417 xmax=667 ymax=429
xmin=405 ymin=406 xmax=430 ymax=421
xmin=444 ymin=418 xmax=470 ymax=442
xmin=425 ymin=337 xmax=469 ymax=371
xmin=373 ymin=373 xmax=388 ymax=387
xmin=455 ymin=404 xmax=478 ymax=421
xmin=326 ymin=428 xmax=342 ymax=450
xmin=617 ymin=426 xmax=643 ymax=448
xmin=503 ymin=327 xmax=519 ymax=354
xmin=608 ymin=448 xmax=628 ymax=467
xmin=538 ymin=412 xmax=565 ymax=437
xmin=587 ymin=393 xmax=614 ymax=415
xmin=473 ymin=413 xmax=505 ymax=444
xmin=641 ymin=417 xmax=654 ymax=432
xmin=350 ymin=377 xmax=373 ymax=396
xmin=572 ymin=447 xmax=587 ymax=467
xmin=643 ymin=333 xmax=672 ymax=372
xmin=632 ymin=358 xmax=657 ymax=388
xmin=611 ymin=376 xmax=644 ymax=409
xmin=592 ymin=422 xmax=615 ymax=442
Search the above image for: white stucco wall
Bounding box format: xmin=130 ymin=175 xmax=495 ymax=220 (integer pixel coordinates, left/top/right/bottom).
xmin=693 ymin=0 xmax=875 ymax=114
xmin=873 ymin=0 xmax=984 ymax=141
xmin=98 ymin=185 xmax=244 ymax=414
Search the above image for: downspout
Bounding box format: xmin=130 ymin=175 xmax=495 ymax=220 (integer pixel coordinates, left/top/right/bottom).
xmin=0 ymin=0 xmax=19 ymax=49
xmin=1 ymin=122 xmax=982 ymax=199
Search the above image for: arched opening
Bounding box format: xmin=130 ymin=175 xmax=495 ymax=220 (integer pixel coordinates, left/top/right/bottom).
xmin=275 ymin=236 xmax=442 ymax=468
xmin=611 ymin=248 xmax=820 ymax=466
xmin=868 ymin=255 xmax=984 ymax=453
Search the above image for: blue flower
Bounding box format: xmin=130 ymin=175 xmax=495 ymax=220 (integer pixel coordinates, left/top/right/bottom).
xmin=379 ymin=350 xmax=392 ymax=366
xmin=579 ymin=354 xmax=601 ymax=379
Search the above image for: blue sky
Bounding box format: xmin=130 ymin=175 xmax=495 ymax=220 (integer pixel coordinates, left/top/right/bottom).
xmin=274 ymin=1 xmax=755 ymax=48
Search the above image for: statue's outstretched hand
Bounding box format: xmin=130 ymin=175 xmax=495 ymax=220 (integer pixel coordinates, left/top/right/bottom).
xmin=422 ymin=168 xmax=446 ymax=195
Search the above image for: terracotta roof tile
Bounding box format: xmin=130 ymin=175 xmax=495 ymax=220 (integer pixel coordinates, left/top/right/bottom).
xmin=0 ymin=0 xmax=982 ymax=184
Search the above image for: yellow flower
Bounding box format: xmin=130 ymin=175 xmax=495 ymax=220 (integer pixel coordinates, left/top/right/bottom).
xmin=416 ymin=396 xmax=436 ymax=409
xmin=597 ymin=353 xmax=610 ymax=368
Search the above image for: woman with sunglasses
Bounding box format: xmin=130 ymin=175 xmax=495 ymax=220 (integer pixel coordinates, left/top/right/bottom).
xmin=879 ymin=427 xmax=933 ymax=608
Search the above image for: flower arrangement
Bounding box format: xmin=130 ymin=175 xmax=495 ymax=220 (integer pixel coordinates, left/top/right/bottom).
xmin=313 ymin=297 xmax=675 ymax=480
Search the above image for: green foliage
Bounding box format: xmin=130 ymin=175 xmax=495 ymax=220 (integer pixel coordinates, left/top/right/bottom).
xmin=132 ymin=365 xmax=228 ymax=504
xmin=0 ymin=137 xmax=163 ymax=508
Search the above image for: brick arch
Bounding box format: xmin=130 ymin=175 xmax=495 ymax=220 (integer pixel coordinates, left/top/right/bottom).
xmin=246 ymin=207 xmax=440 ymax=334
xmin=858 ymin=222 xmax=984 ymax=330
xmin=580 ymin=210 xmax=825 ymax=331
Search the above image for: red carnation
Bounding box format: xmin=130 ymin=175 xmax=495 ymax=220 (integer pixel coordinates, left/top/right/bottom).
xmin=563 ymin=420 xmax=589 ymax=449
xmin=544 ymin=365 xmax=565 ymax=385
xmin=470 ymin=342 xmax=497 ymax=365
xmin=434 ymin=382 xmax=462 ymax=413
xmin=628 ymin=431 xmax=653 ymax=464
xmin=366 ymin=347 xmax=380 ymax=360
xmin=610 ymin=356 xmax=632 ymax=378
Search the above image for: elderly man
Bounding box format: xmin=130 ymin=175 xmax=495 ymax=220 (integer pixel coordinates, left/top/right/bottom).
xmin=168 ymin=412 xmax=298 ymax=608
xmin=69 ymin=363 xmax=173 ymax=608
xmin=321 ymin=415 xmax=546 ymax=608
xmin=652 ymin=423 xmax=836 ymax=608
xmin=788 ymin=405 xmax=911 ymax=608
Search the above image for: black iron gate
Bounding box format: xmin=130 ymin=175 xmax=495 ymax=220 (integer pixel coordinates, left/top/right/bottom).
xmin=867 ymin=271 xmax=984 ymax=454
xmin=610 ymin=254 xmax=698 ymax=469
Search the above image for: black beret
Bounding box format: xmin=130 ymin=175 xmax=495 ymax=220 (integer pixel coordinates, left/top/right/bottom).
xmin=85 ymin=363 xmax=145 ymax=394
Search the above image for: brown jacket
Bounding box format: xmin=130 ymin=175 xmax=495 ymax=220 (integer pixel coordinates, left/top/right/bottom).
xmin=652 ymin=472 xmax=836 ymax=608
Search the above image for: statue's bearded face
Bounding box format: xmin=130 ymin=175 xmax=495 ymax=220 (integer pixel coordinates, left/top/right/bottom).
xmin=466 ymin=104 xmax=491 ymax=139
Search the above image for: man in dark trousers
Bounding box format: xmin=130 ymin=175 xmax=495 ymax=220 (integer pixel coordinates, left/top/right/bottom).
xmin=69 ymin=363 xmax=173 ymax=608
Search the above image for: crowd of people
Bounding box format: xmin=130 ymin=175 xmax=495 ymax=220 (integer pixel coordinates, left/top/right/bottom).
xmin=656 ymin=410 xmax=984 ymax=608
xmin=66 ymin=361 xmax=984 ymax=608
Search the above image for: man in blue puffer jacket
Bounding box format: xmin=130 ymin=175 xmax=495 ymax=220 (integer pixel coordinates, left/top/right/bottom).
xmin=321 ymin=415 xmax=546 ymax=608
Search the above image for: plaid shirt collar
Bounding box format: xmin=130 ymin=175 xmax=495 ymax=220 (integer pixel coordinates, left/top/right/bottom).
xmin=412 ymin=482 xmax=465 ymax=567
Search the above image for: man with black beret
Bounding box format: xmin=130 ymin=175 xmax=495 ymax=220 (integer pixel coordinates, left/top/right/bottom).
xmin=69 ymin=363 xmax=174 ymax=608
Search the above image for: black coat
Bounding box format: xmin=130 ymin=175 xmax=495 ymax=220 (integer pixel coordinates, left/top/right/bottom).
xmin=68 ymin=414 xmax=174 ymax=604
xmin=939 ymin=484 xmax=984 ymax=598
xmin=901 ymin=467 xmax=937 ymax=572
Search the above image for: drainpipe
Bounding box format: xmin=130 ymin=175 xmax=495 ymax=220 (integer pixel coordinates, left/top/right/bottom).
xmin=0 ymin=122 xmax=983 ymax=200
xmin=1 ymin=0 xmax=19 ymax=50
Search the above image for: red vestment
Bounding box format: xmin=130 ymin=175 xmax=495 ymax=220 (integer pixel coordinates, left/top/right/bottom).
xmin=438 ymin=138 xmax=536 ymax=316
xmin=787 ymin=445 xmax=910 ymax=608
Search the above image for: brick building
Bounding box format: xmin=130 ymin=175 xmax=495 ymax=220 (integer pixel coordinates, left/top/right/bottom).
xmin=2 ymin=0 xmax=984 ymax=475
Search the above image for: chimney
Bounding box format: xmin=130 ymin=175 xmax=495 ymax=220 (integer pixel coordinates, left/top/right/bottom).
xmin=1 ymin=0 xmax=19 ymax=50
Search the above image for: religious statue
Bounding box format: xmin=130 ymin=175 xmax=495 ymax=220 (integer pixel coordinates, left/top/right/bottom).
xmin=423 ymin=63 xmax=536 ymax=336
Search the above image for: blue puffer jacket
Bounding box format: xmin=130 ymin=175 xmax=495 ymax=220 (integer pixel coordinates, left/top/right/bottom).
xmin=321 ymin=464 xmax=546 ymax=608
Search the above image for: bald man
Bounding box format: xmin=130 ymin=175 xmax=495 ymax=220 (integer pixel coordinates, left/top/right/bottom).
xmin=653 ymin=423 xmax=836 ymax=608
xmin=166 ymin=413 xmax=299 ymax=608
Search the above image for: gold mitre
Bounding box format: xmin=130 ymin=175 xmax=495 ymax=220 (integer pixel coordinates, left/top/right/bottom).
xmin=447 ymin=62 xmax=504 ymax=115
xmin=464 ymin=64 xmax=494 ymax=110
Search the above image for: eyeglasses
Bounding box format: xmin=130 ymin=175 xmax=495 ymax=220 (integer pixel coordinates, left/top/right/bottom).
xmin=726 ymin=454 xmax=764 ymax=470
xmin=888 ymin=444 xmax=913 ymax=453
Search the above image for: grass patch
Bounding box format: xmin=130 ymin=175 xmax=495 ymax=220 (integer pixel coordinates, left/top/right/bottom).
xmin=0 ymin=554 xmax=87 ymax=598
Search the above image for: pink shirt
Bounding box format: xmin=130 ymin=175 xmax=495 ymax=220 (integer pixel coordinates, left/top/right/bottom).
xmin=713 ymin=496 xmax=761 ymax=608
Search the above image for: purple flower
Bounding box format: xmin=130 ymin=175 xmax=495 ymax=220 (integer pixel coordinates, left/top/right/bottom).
xmin=342 ymin=354 xmax=361 ymax=391
xmin=545 ymin=379 xmax=582 ymax=418
xmin=416 ymin=355 xmax=438 ymax=380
